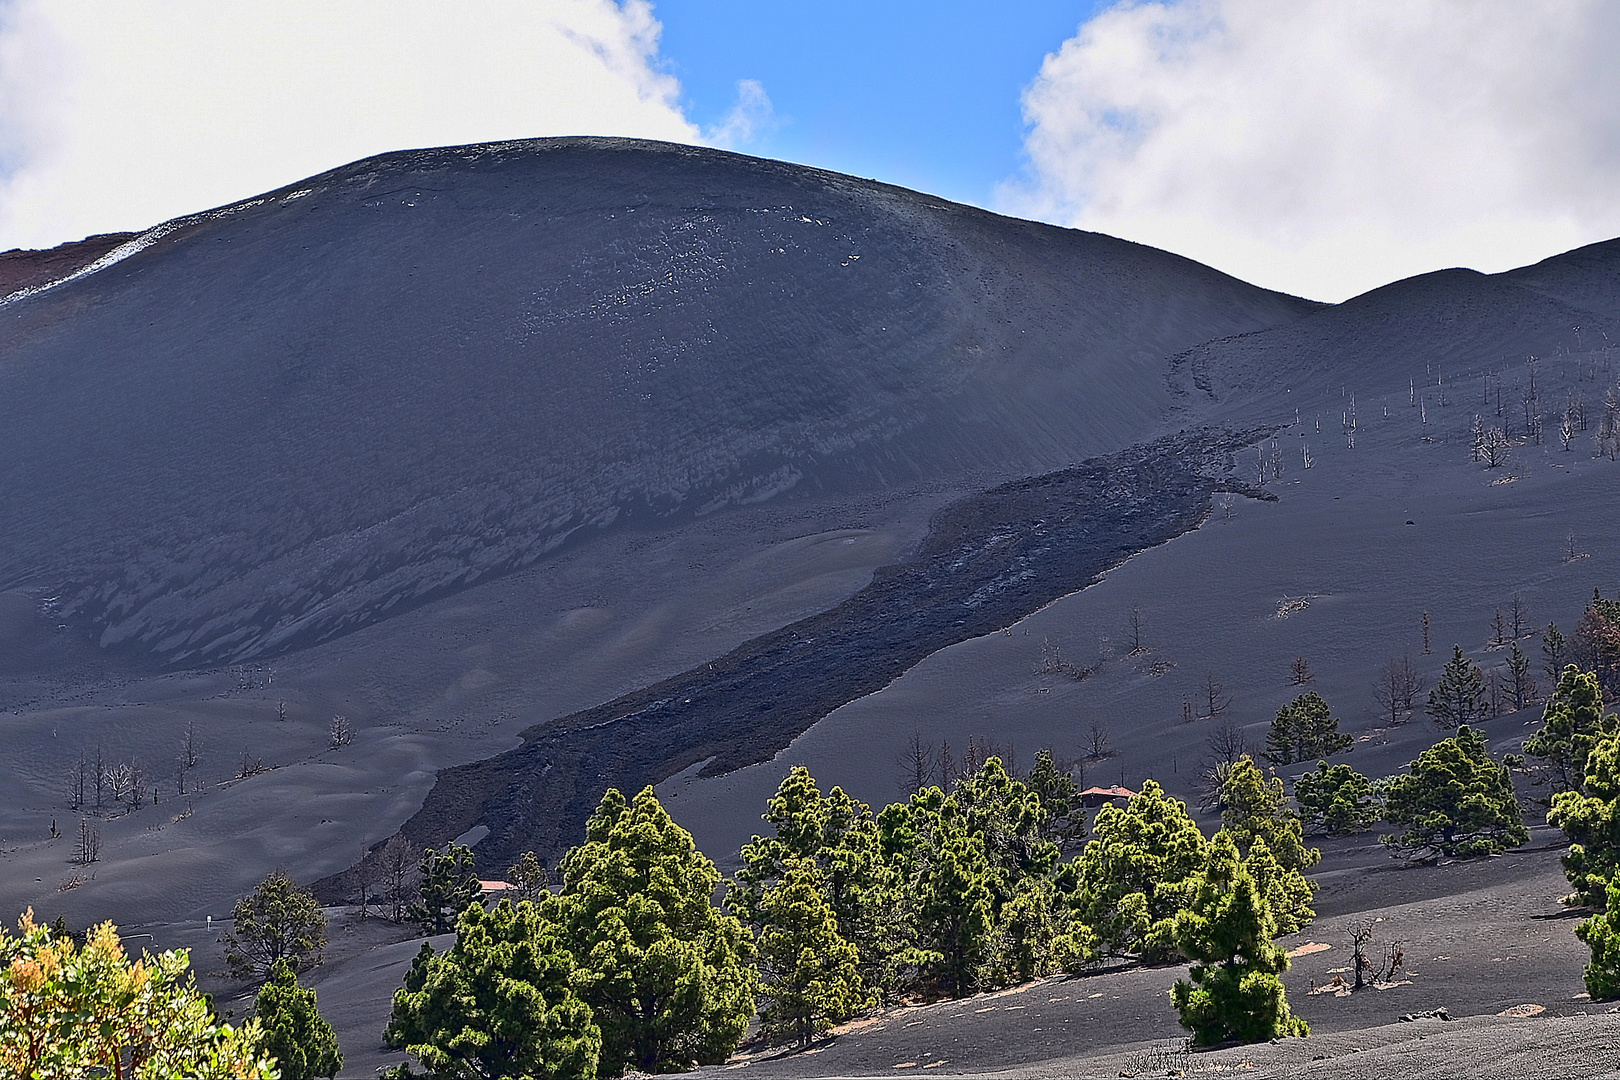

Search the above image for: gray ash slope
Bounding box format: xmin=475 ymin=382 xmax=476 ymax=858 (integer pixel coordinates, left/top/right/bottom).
xmin=0 ymin=137 xmax=1313 ymax=671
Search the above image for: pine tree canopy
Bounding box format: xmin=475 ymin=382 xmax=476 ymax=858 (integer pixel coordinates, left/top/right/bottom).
xmin=558 ymin=786 xmax=756 ymax=1075
xmin=1170 ymin=831 xmax=1309 ymax=1046
xmin=1262 ymin=692 xmax=1352 ymax=765
xmin=385 ymin=899 xmax=600 ymax=1080
xmin=255 ymin=959 xmax=343 ymax=1080
xmin=1526 ymin=665 xmax=1617 ymax=792
xmin=1550 ymin=723 xmax=1620 ymax=908
xmin=409 ymin=843 xmax=482 ymax=935
xmin=1426 ymin=645 xmax=1487 ymax=728
xmin=1216 ymin=757 xmax=1317 ymax=935
xmin=1382 ymin=726 xmax=1528 ymax=859
xmin=755 ymin=857 xmax=872 ymax=1045
xmin=1072 ymin=780 xmax=1207 ymax=961
xmin=224 ymin=870 xmax=327 ymax=980
xmin=1293 ymin=761 xmax=1378 ymax=836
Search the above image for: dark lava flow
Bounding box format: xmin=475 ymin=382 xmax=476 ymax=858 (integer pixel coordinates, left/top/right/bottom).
xmin=316 ymin=426 xmax=1271 ymax=895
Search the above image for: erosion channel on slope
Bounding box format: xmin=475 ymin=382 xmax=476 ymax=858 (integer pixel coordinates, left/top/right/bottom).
xmin=316 ymin=426 xmax=1273 ymax=896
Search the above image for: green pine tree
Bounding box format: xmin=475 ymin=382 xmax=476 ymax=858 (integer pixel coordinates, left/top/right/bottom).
xmin=913 ymin=806 xmax=995 ymax=998
xmin=1549 ymin=724 xmax=1620 ymax=907
xmin=409 ymin=843 xmax=482 ymax=935
xmin=1071 ymin=780 xmax=1207 ymax=961
xmin=558 ymin=787 xmax=756 ymax=1075
xmin=385 ymin=899 xmax=599 ymax=1079
xmin=1170 ymin=831 xmax=1309 ymax=1046
xmin=1293 ymin=761 xmax=1378 ymax=836
xmin=952 ymin=756 xmax=1061 ymax=894
xmin=1217 ymin=757 xmax=1318 ymax=935
xmin=1024 ymin=749 xmax=1086 ymax=850
xmin=755 ymin=858 xmax=872 ymax=1045
xmin=254 ymin=958 xmax=343 ymax=1080
xmin=733 ymin=767 xmax=902 ymax=998
xmin=1262 ymin=692 xmax=1352 ymax=766
xmin=1526 ymin=665 xmax=1617 ymax=792
xmin=1382 ymin=726 xmax=1528 ymax=859
xmin=223 ymin=870 xmax=327 ymax=980
xmin=1426 ymin=645 xmax=1486 ymax=728
xmin=1576 ymin=874 xmax=1620 ymax=999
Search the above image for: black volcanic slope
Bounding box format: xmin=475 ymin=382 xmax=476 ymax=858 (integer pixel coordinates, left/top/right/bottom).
xmin=0 ymin=137 xmax=1314 ymax=669
xmin=318 ymin=425 xmax=1270 ymax=894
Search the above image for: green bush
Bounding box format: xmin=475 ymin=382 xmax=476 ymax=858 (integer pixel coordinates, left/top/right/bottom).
xmin=255 ymin=959 xmax=342 ymax=1080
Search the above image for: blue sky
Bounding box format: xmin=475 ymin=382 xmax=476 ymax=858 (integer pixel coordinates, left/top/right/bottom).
xmin=655 ymin=0 xmax=1108 ymax=209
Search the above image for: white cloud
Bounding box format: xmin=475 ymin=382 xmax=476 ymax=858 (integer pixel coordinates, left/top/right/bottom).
xmin=1003 ymin=0 xmax=1620 ymax=301
xmin=0 ymin=0 xmax=702 ymax=251
xmin=704 ymin=78 xmax=776 ymax=150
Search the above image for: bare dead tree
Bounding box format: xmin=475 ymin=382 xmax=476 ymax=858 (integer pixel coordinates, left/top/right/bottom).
xmin=66 ymin=750 xmax=87 ymax=812
xmin=1206 ymin=719 xmax=1249 ymax=766
xmin=382 ymin=836 xmax=418 ymax=923
xmin=1085 ymin=718 xmax=1114 ymax=761
xmin=1421 ymin=611 xmax=1432 ymax=655
xmin=355 ymin=845 xmax=379 ymax=920
xmin=237 ymin=747 xmax=265 ymax=779
xmin=92 ymin=743 xmax=106 ymax=817
xmin=106 ymin=763 xmax=133 ymax=813
xmin=896 ymin=732 xmax=937 ymax=795
xmin=328 ymin=714 xmax=354 ymax=749
xmin=1290 ymin=656 xmax=1315 ymax=686
xmin=76 ymin=818 xmax=100 ymax=865
xmin=1201 ymin=672 xmax=1231 ymax=719
xmin=939 ymin=740 xmax=958 ymax=793
xmin=1509 ymin=593 xmax=1530 ymax=639
xmin=1481 ymin=426 xmax=1510 ymax=467
xmin=276 ymin=700 xmax=287 ymax=723
xmin=1378 ymin=941 xmax=1407 ymax=983
xmin=961 ymin=735 xmax=986 ymax=781
xmin=177 ymin=723 xmax=200 ymax=795
xmin=1349 ymin=923 xmax=1376 ymax=991
xmin=1492 ymin=609 xmax=1507 ymax=647
xmin=122 ymin=760 xmax=147 ymax=814
xmin=1124 ymin=605 xmax=1147 ymax=654
xmin=1373 ymin=655 xmax=1426 ymax=726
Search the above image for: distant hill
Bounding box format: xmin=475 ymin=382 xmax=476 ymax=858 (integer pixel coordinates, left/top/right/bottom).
xmin=0 ymin=137 xmax=1315 ymax=668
